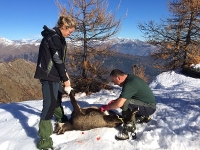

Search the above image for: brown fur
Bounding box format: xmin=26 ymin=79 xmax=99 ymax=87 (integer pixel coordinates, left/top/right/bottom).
xmin=54 ymin=92 xmax=123 ymax=134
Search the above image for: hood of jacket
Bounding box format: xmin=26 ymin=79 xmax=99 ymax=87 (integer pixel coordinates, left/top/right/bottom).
xmin=41 ymin=25 xmax=66 ymax=44
xmin=41 ymin=25 xmax=56 ymax=37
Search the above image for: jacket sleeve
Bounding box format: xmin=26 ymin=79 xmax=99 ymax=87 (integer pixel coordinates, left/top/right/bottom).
xmin=48 ymin=35 xmax=68 ymax=82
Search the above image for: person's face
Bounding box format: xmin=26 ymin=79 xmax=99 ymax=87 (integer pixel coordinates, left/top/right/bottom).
xmin=60 ymin=26 xmax=75 ymax=38
xmin=110 ymin=75 xmax=123 ymax=87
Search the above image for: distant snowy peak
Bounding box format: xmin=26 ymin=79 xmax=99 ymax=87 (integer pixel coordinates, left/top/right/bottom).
xmin=110 ymin=37 xmax=139 ymax=43
xmin=13 ymin=39 xmax=41 ymax=46
xmin=0 ymin=37 xmax=40 ymax=47
xmin=109 ymin=37 xmax=157 ymax=56
xmin=0 ymin=37 xmax=15 ymax=46
xmin=0 ymin=36 xmax=156 ymax=56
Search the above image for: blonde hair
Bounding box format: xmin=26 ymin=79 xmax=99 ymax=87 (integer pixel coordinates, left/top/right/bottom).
xmin=57 ymin=15 xmax=76 ymax=29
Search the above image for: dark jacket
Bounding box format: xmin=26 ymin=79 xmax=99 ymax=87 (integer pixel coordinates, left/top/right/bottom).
xmin=34 ymin=25 xmax=68 ymax=82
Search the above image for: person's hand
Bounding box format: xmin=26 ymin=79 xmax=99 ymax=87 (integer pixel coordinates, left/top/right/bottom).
xmin=64 ymin=86 xmax=73 ymax=94
xmin=100 ymin=105 xmax=110 ymax=112
xmin=108 ymin=100 xmax=115 ymax=104
xmin=64 ymin=80 xmax=70 ymax=87
xmin=63 ymin=80 xmax=73 ymax=94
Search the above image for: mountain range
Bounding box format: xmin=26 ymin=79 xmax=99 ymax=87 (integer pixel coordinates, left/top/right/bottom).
xmin=0 ymin=37 xmax=156 ymax=62
xmin=110 ymin=37 xmax=157 ymax=56
xmin=0 ymin=37 xmax=40 ymax=62
xmin=0 ymin=36 xmax=159 ymax=75
xmin=0 ymin=36 xmax=160 ymax=103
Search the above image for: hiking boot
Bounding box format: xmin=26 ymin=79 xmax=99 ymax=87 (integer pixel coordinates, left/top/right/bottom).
xmin=115 ymin=123 xmax=136 ymax=140
xmin=136 ymin=115 xmax=151 ymax=123
xmin=37 ymin=120 xmax=53 ymax=149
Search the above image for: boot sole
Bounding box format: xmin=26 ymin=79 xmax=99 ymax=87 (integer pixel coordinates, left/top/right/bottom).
xmin=115 ymin=133 xmax=137 ymax=140
xmin=115 ymin=135 xmax=129 ymax=140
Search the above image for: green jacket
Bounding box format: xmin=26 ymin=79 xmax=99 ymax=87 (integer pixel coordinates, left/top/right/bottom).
xmin=119 ymin=74 xmax=156 ymax=108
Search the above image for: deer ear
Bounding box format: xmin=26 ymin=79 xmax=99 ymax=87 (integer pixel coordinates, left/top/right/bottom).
xmin=53 ymin=122 xmax=65 ymax=135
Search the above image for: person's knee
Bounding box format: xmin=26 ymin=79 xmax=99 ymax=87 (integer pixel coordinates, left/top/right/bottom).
xmin=144 ymin=107 xmax=156 ymax=116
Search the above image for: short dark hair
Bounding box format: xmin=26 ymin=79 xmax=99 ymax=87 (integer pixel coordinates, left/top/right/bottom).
xmin=110 ymin=69 xmax=126 ymax=77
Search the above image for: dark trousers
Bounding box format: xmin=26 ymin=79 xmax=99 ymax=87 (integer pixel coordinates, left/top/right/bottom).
xmin=121 ymin=100 xmax=156 ymax=123
xmin=130 ymin=104 xmax=156 ymax=116
xmin=40 ymin=79 xmax=63 ymax=120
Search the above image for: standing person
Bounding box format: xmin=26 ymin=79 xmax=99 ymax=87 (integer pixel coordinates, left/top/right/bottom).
xmin=100 ymin=69 xmax=156 ymax=140
xmin=34 ymin=15 xmax=76 ymax=149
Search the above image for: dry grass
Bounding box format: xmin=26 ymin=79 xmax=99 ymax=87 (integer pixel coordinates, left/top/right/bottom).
xmin=132 ymin=64 xmax=148 ymax=82
xmin=0 ymin=58 xmax=42 ymax=103
xmin=70 ymin=76 xmax=111 ymax=95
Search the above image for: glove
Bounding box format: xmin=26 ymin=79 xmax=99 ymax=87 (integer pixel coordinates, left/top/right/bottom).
xmin=108 ymin=100 xmax=115 ymax=104
xmin=64 ymin=86 xmax=73 ymax=94
xmin=100 ymin=105 xmax=110 ymax=112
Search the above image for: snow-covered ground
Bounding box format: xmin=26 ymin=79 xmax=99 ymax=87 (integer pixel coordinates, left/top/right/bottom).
xmin=0 ymin=68 xmax=200 ymax=150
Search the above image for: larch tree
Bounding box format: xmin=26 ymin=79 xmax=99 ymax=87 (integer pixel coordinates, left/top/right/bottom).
xmin=138 ymin=0 xmax=200 ymax=71
xmin=56 ymin=0 xmax=123 ymax=93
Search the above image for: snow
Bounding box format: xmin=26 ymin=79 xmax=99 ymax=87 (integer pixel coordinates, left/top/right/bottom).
xmin=0 ymin=36 xmax=155 ymax=56
xmin=0 ymin=37 xmax=14 ymax=46
xmin=0 ymin=36 xmax=40 ymax=47
xmin=0 ymin=68 xmax=200 ymax=150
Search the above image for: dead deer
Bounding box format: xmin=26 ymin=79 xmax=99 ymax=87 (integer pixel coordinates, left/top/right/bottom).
xmin=54 ymin=92 xmax=123 ymax=134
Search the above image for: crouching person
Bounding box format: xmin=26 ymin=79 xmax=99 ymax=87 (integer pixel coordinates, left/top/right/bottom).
xmin=100 ymin=69 xmax=156 ymax=140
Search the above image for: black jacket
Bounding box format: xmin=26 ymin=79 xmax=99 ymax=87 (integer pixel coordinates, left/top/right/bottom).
xmin=34 ymin=25 xmax=68 ymax=82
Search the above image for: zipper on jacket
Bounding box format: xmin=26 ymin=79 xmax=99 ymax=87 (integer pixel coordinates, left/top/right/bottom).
xmin=63 ymin=45 xmax=67 ymax=62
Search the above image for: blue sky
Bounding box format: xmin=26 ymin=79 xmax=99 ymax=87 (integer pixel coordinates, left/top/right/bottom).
xmin=0 ymin=0 xmax=169 ymax=41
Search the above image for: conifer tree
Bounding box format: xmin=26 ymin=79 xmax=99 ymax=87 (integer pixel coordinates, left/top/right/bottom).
xmin=56 ymin=0 xmax=123 ymax=93
xmin=138 ymin=0 xmax=200 ymax=70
